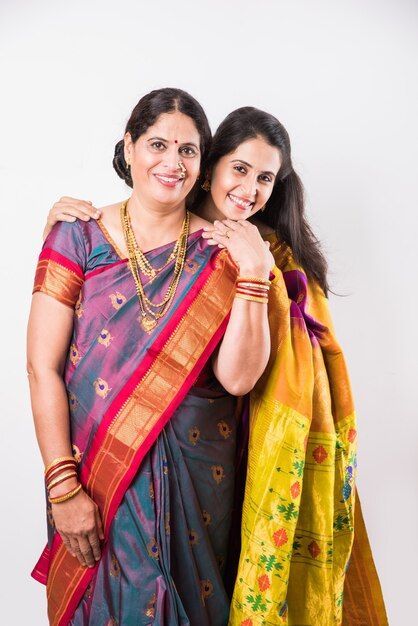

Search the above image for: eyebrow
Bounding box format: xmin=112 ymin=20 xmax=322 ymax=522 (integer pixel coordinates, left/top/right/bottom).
xmin=231 ymin=159 xmax=276 ymax=178
xmin=148 ymin=136 xmax=199 ymax=149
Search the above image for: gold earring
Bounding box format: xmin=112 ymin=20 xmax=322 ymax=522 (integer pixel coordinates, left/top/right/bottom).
xmin=201 ymin=179 xmax=211 ymax=192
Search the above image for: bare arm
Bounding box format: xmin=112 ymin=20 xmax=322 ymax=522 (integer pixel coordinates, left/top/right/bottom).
xmin=212 ymin=294 xmax=271 ymax=396
xmin=27 ymin=293 xmax=75 ymax=464
xmin=27 ymin=293 xmax=104 ymax=567
xmin=203 ymin=219 xmax=273 ymax=395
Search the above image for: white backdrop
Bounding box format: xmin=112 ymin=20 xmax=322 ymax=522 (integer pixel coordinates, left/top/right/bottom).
xmin=1 ymin=1 xmax=417 ymax=624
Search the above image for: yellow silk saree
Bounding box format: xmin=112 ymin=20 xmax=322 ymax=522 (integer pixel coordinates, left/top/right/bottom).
xmin=229 ymin=236 xmax=388 ymax=626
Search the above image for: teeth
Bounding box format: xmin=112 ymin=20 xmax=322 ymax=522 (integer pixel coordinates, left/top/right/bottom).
xmin=229 ymin=194 xmax=252 ymax=208
xmin=156 ymin=175 xmax=181 ymax=183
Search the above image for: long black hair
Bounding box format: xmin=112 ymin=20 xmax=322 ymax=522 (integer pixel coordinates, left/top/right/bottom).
xmin=200 ymin=107 xmax=330 ymax=295
xmin=113 ymin=87 xmax=212 ymax=204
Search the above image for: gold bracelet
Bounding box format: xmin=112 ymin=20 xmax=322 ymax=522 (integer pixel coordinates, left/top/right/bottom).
xmin=44 ymin=455 xmax=76 ymax=475
xmin=235 ymin=293 xmax=269 ymax=304
xmin=47 ymin=471 xmax=78 ymax=490
xmin=49 ymin=483 xmax=82 ymax=504
xmin=237 ymin=282 xmax=270 ymax=290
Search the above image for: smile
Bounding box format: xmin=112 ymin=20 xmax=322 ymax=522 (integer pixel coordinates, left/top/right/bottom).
xmin=154 ymin=174 xmax=184 ymax=188
xmin=227 ymin=193 xmax=254 ymax=210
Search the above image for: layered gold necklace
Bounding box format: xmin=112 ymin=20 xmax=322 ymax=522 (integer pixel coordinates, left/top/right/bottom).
xmin=120 ymin=200 xmax=190 ymax=332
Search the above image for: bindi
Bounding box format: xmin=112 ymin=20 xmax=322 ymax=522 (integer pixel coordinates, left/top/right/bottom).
xmin=174 ymin=140 xmax=178 ymax=144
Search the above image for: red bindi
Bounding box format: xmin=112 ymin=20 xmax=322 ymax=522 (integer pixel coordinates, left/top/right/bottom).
xmin=174 ymin=140 xmax=178 ymax=144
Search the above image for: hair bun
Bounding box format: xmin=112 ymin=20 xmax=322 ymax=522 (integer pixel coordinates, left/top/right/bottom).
xmin=112 ymin=139 xmax=133 ymax=188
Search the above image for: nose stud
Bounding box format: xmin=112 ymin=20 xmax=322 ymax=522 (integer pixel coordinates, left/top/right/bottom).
xmin=178 ymin=161 xmax=186 ymax=178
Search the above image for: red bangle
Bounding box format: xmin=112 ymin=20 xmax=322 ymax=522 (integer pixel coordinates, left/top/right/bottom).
xmin=47 ymin=472 xmax=78 ymax=492
xmin=45 ymin=461 xmax=77 ymax=481
xmin=236 ymin=288 xmax=269 ymax=299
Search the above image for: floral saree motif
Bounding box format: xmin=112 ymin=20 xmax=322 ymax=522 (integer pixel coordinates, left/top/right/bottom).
xmin=229 ymin=236 xmax=388 ymax=626
xmin=31 ymin=219 xmax=238 ymax=626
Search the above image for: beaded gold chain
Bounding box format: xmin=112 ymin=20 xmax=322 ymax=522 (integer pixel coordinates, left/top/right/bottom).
xmin=120 ymin=201 xmax=190 ymax=332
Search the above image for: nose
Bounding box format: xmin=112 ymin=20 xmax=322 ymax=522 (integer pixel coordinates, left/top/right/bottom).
xmin=162 ymin=146 xmax=181 ymax=172
xmin=240 ymin=173 xmax=258 ymax=198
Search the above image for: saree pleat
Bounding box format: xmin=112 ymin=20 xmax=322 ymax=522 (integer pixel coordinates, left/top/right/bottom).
xmin=70 ymin=383 xmax=238 ymax=626
xmin=229 ymin=237 xmax=387 ymax=626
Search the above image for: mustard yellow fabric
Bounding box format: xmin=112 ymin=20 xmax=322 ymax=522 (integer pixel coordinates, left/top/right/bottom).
xmin=229 ymin=237 xmax=386 ymax=626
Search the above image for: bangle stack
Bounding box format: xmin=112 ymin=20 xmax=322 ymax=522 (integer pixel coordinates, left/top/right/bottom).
xmin=235 ymin=276 xmax=271 ymax=304
xmin=45 ymin=455 xmax=81 ymax=504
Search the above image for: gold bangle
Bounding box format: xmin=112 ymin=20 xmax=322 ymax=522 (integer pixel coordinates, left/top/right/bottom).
xmin=44 ymin=455 xmax=76 ymax=475
xmin=237 ymin=282 xmax=270 ymax=290
xmin=237 ymin=276 xmax=271 ymax=285
xmin=49 ymin=483 xmax=82 ymax=504
xmin=235 ymin=293 xmax=269 ymax=304
xmin=47 ymin=471 xmax=78 ymax=490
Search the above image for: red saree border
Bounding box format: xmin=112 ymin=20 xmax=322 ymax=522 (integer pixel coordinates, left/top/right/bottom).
xmin=32 ymin=249 xmax=237 ymax=626
xmin=39 ymin=247 xmax=84 ymax=279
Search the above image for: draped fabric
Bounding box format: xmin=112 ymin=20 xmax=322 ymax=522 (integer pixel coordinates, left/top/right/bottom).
xmin=229 ymin=235 xmax=388 ymax=626
xmin=31 ymin=218 xmax=239 ymax=626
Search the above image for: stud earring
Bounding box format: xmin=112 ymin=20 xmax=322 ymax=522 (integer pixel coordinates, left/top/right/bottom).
xmin=201 ymin=179 xmax=211 ymax=192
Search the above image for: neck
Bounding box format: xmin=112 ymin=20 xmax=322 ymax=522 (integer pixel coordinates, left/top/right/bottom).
xmin=127 ymin=189 xmax=187 ymax=249
xmin=199 ymin=194 xmax=225 ymax=223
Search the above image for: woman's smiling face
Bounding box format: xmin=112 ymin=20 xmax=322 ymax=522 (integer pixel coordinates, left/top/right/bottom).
xmin=124 ymin=110 xmax=201 ymax=210
xmin=209 ymin=137 xmax=282 ymax=220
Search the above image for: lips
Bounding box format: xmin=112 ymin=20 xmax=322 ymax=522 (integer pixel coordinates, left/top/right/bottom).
xmin=154 ymin=173 xmax=184 ymax=188
xmin=227 ymin=193 xmax=255 ymax=210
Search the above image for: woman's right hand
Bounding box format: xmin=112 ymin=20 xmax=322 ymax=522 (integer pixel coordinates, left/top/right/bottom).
xmin=51 ymin=483 xmax=105 ymax=568
xmin=43 ymin=196 xmax=101 ymax=241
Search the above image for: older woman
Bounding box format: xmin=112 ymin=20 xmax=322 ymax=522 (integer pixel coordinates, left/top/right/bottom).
xmin=28 ymin=89 xmax=275 ymax=626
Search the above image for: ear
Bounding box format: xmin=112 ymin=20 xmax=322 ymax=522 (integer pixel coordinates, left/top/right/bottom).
xmin=124 ymin=132 xmax=133 ymax=162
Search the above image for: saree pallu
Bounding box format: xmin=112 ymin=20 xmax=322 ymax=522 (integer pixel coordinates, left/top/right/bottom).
xmin=229 ymin=237 xmax=388 ymax=626
xmin=31 ymin=218 xmax=239 ymax=625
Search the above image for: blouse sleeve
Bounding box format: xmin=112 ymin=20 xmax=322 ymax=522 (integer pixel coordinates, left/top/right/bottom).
xmin=32 ymin=221 xmax=87 ymax=308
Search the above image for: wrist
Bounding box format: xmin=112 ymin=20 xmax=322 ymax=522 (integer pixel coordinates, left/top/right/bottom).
xmin=238 ymin=266 xmax=271 ymax=279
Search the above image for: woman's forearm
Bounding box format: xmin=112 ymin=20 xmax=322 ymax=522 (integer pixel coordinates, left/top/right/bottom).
xmin=213 ymin=297 xmax=270 ymax=395
xmin=27 ymin=365 xmax=74 ymax=467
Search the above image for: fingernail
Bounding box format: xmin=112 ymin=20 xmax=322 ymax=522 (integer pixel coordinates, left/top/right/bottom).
xmin=83 ymin=216 xmax=90 ymax=220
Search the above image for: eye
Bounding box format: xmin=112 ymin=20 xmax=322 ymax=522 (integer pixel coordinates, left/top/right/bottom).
xmin=259 ymin=174 xmax=273 ymax=183
xmin=150 ymin=141 xmax=166 ymax=151
xmin=179 ymin=146 xmax=197 ymax=157
xmin=233 ymin=165 xmax=247 ymax=174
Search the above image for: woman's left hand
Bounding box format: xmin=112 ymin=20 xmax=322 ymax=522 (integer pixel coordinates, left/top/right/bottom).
xmin=202 ymin=219 xmax=274 ymax=277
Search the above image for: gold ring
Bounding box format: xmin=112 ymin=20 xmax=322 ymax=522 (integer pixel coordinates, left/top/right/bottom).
xmin=224 ymin=229 xmax=231 ymax=238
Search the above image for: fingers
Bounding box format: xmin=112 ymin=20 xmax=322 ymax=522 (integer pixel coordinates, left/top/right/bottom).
xmin=49 ymin=198 xmax=101 ymax=225
xmin=70 ymin=537 xmax=87 ymax=567
xmin=88 ymin=530 xmax=102 ymax=562
xmin=60 ymin=532 xmax=74 ymax=556
xmin=77 ymin=536 xmax=96 ymax=568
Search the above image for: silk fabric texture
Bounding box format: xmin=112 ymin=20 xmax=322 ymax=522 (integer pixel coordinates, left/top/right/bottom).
xmin=229 ymin=235 xmax=388 ymax=626
xmin=31 ymin=218 xmax=239 ymax=625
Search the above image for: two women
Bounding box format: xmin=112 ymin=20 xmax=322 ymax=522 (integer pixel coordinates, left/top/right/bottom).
xmin=29 ymin=88 xmax=387 ymax=625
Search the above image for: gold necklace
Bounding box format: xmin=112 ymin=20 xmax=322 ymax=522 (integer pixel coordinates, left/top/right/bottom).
xmin=125 ymin=208 xmax=181 ymax=278
xmin=121 ymin=201 xmax=190 ymax=332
